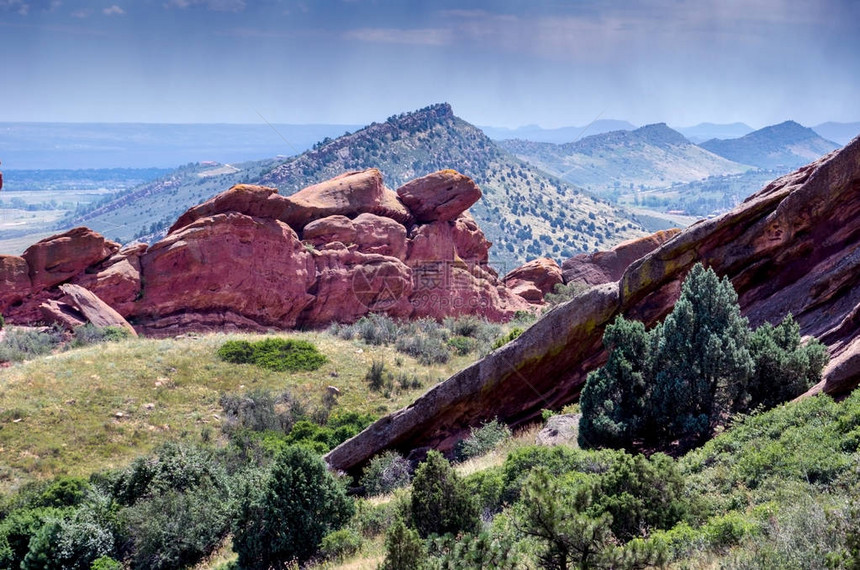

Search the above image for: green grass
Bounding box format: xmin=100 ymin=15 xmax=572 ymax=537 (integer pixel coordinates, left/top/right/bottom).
xmin=0 ymin=331 xmax=472 ymax=495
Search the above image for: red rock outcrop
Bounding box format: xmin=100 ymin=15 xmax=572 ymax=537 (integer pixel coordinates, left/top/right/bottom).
xmin=288 ymin=169 xmax=412 ymax=228
xmin=326 ymin=136 xmax=860 ymax=475
xmin=561 ymin=229 xmax=681 ymax=287
xmin=504 ymin=258 xmax=564 ymax=303
xmin=136 ymin=213 xmax=316 ymax=332
xmin=22 ymin=228 xmax=119 ymax=292
xmin=302 ymin=215 xmax=357 ymax=248
xmin=396 ymin=170 xmax=482 ymax=223
xmin=0 ymin=256 xmax=31 ymax=310
xmin=73 ymin=243 xmax=146 ymax=316
xmin=58 ymin=284 xmax=137 ymax=336
xmin=352 ymin=213 xmax=407 ymax=260
xmin=302 ymin=245 xmax=414 ymax=325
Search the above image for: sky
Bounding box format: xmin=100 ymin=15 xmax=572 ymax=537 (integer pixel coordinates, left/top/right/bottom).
xmin=1 ymin=0 xmax=859 ymax=129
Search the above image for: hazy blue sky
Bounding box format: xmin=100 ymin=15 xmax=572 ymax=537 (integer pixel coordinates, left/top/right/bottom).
xmin=2 ymin=0 xmax=858 ymax=128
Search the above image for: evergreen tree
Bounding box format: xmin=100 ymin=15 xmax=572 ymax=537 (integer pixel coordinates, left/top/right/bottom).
xmin=649 ymin=263 xmax=754 ymax=442
xmin=410 ymin=451 xmax=479 ymax=538
xmin=747 ymin=314 xmax=828 ymax=409
xmin=232 ymin=446 xmax=354 ymax=568
xmin=380 ymin=519 xmax=427 ymax=570
xmin=579 ymin=263 xmax=828 ymax=450
xmin=578 ymin=317 xmax=655 ymax=450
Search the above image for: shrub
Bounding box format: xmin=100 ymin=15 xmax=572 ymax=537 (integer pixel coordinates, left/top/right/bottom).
xmin=109 ymin=442 xmax=228 ymax=506
xmin=410 ymin=451 xmax=479 ymax=538
xmin=354 ymin=313 xmax=399 ymax=345
xmin=0 ymin=313 xmax=4 ymax=330
xmin=0 ymin=507 xmax=65 ymax=569
xmin=447 ymin=335 xmax=476 ymax=356
xmin=365 ymin=359 xmax=387 ymax=391
xmin=491 ymin=327 xmax=523 ymax=350
xmin=122 ymin=484 xmax=231 ymax=570
xmin=217 ymin=337 xmax=327 ymax=372
xmin=360 ymin=451 xmax=412 ymax=496
xmin=219 ymin=388 xmax=304 ymax=434
xmin=90 ymin=557 xmax=123 ymax=570
xmin=380 ymin=519 xmax=427 ymax=570
xmin=0 ymin=326 xmax=64 ymax=363
xmin=319 ymin=527 xmax=363 ymax=561
xmin=232 ymin=446 xmax=355 ymax=568
xmin=463 ymin=466 xmax=505 ymax=517
xmin=544 ymin=282 xmax=587 ymax=306
xmin=71 ymin=324 xmax=131 ymax=347
xmin=454 ymin=418 xmax=512 ymax=462
xmin=21 ymin=493 xmax=118 ymax=570
xmin=395 ymin=320 xmax=451 ymax=365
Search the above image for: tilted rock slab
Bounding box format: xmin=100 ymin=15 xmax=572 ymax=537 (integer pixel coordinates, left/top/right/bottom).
xmin=326 ymin=136 xmax=860 ymax=474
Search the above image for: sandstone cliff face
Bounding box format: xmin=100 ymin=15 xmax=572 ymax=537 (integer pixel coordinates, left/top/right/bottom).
xmin=325 ymin=136 xmax=860 ymax=474
xmin=2 ymin=169 xmax=534 ymax=332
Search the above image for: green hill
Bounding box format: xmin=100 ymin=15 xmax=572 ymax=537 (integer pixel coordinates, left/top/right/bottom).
xmin=498 ymin=123 xmax=750 ymax=196
xmin=701 ymin=120 xmax=840 ymax=170
xmin=60 ymin=104 xmax=646 ymax=268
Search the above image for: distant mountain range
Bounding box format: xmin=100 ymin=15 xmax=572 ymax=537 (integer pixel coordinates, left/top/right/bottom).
xmin=675 ymin=122 xmax=754 ymax=143
xmin=0 ymin=123 xmax=362 ymax=169
xmin=480 ymin=120 xmax=637 ymax=144
xmin=700 ymin=121 xmax=840 ymax=170
xmin=498 ymin=123 xmax=750 ymax=194
xmin=61 ymin=104 xmax=646 ymax=267
xmin=811 ymin=122 xmax=860 ymax=146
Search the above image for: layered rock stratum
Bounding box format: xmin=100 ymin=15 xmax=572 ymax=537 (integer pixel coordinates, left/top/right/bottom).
xmin=325 ymin=136 xmax=860 ymax=474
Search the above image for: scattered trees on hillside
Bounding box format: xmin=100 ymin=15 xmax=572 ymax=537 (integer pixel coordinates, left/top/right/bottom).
xmin=579 ymin=263 xmax=828 ymax=450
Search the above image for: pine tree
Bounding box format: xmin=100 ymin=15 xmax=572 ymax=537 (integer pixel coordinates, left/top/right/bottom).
xmin=410 ymin=451 xmax=479 ymax=538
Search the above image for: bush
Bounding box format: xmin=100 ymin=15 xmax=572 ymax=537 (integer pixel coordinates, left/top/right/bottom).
xmin=319 ymin=527 xmax=363 ymax=561
xmin=365 ymin=359 xmax=387 ymax=391
xmin=21 ymin=493 xmax=118 ymax=570
xmin=90 ymin=557 xmax=123 ymax=570
xmin=544 ymin=282 xmax=587 ymax=306
xmin=219 ymin=388 xmax=304 ymax=434
xmin=0 ymin=326 xmax=64 ymax=363
xmin=454 ymin=418 xmax=512 ymax=462
xmin=380 ymin=519 xmax=427 ymax=570
xmin=122 ymin=485 xmax=231 ymax=570
xmin=447 ymin=335 xmax=476 ymax=356
xmin=71 ymin=324 xmax=131 ymax=347
xmin=360 ymin=451 xmax=412 ymax=496
xmin=410 ymin=451 xmax=479 ymax=538
xmin=464 ymin=467 xmax=505 ymax=517
xmin=491 ymin=327 xmax=523 ymax=350
xmin=395 ymin=320 xmax=451 ymax=365
xmin=109 ymin=442 xmax=228 ymax=506
xmin=217 ymin=337 xmax=327 ymax=372
xmin=232 ymin=446 xmax=355 ymax=568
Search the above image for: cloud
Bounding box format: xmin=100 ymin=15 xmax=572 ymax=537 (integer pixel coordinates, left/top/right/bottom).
xmin=71 ymin=8 xmax=89 ymax=17
xmin=166 ymin=0 xmax=245 ymax=12
xmin=103 ymin=4 xmax=124 ymax=16
xmin=344 ymin=27 xmax=454 ymax=47
xmin=0 ymin=0 xmax=29 ymax=15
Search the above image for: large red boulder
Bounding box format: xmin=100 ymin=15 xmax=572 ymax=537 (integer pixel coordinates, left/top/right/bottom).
xmin=168 ymin=184 xmax=295 ymax=234
xmin=286 ymin=169 xmax=412 ymax=228
xmin=406 ymin=213 xmax=490 ymax=265
xmin=302 ymin=244 xmax=414 ymax=325
xmin=396 ymin=170 xmax=482 ymax=223
xmin=136 ymin=213 xmax=315 ymax=331
xmin=353 ymin=213 xmax=407 ymax=260
xmin=22 ymin=227 xmax=119 ymax=292
xmin=504 ymin=258 xmax=564 ymax=303
xmin=562 ymin=229 xmax=681 ymax=287
xmin=73 ymin=243 xmax=146 ymax=316
xmin=302 ymin=215 xmax=357 ymax=247
xmin=0 ymin=256 xmax=31 ymax=311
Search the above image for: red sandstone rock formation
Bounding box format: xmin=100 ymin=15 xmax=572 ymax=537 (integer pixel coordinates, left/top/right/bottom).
xmin=561 ymin=229 xmax=681 ymax=287
xmin=396 ymin=169 xmax=482 ymax=223
xmin=504 ymin=258 xmax=564 ymax=303
xmin=2 ymin=168 xmax=532 ymax=331
xmin=326 ymin=136 xmax=860 ymax=474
